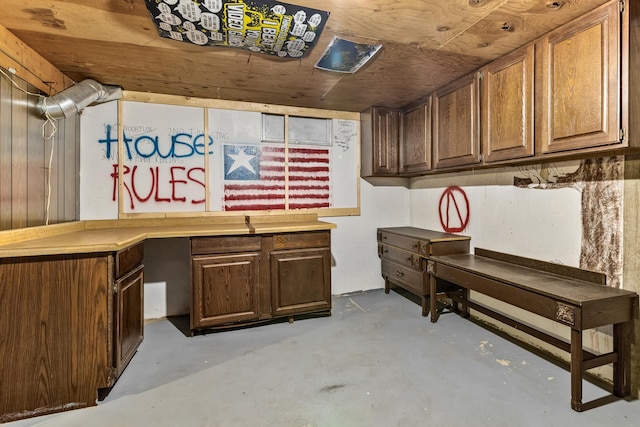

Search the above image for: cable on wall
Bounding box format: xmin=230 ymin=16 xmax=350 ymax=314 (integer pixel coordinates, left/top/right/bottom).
xmin=41 ymin=97 xmax=58 ymax=225
xmin=0 ymin=67 xmax=58 ymax=225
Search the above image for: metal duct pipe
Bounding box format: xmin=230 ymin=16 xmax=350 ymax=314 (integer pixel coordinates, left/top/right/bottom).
xmin=37 ymin=79 xmax=122 ymax=119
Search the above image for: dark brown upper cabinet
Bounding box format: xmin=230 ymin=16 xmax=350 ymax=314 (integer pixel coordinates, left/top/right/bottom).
xmin=481 ymin=44 xmax=535 ymax=163
xmin=537 ymin=0 xmax=622 ymax=154
xmin=361 ymin=106 xmax=400 ymax=177
xmin=400 ymin=99 xmax=432 ymax=175
xmin=433 ymin=72 xmax=481 ymax=169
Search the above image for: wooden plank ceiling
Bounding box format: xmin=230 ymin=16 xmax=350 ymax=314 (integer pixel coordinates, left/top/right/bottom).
xmin=0 ymin=0 xmax=610 ymax=112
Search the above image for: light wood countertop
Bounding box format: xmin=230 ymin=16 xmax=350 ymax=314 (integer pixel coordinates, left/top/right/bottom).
xmin=0 ymin=214 xmax=336 ymax=258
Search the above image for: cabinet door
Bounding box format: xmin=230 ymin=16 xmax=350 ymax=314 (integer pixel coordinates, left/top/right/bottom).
xmin=538 ymin=0 xmax=621 ymax=153
xmin=0 ymin=255 xmax=110 ymax=420
xmin=191 ymin=252 xmax=260 ymax=328
xmin=482 ymin=44 xmax=535 ymax=163
xmin=114 ymin=264 xmax=144 ymax=378
xmin=271 ymin=248 xmax=331 ymax=317
xmin=400 ymin=100 xmax=432 ymax=175
xmin=433 ymin=72 xmax=481 ymax=169
xmin=360 ymin=107 xmax=400 ymax=176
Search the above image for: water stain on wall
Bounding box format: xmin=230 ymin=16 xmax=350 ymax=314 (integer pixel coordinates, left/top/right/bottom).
xmin=514 ymin=156 xmax=623 ymax=288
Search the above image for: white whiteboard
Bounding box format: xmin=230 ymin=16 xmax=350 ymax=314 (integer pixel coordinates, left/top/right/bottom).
xmin=80 ymin=101 xmax=118 ymax=219
xmin=80 ymin=101 xmax=359 ymax=218
xmin=120 ymin=102 xmax=206 ymax=214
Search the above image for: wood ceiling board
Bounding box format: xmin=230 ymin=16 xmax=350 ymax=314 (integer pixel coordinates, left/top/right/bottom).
xmin=292 ymin=0 xmax=508 ymax=47
xmin=318 ymin=43 xmax=489 ymax=110
xmin=12 ymin=30 xmax=338 ymax=87
xmin=1 ymin=1 xmax=166 ymax=47
xmin=11 ymin=30 xmax=347 ymax=108
xmin=0 ymin=0 xmax=617 ymax=111
xmin=439 ymin=0 xmax=612 ymax=58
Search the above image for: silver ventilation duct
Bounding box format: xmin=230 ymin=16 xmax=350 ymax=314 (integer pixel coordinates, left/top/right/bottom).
xmin=37 ymin=79 xmax=122 ymax=119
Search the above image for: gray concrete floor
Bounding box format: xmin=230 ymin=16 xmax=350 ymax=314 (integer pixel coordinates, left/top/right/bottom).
xmin=6 ymin=289 xmax=640 ymax=427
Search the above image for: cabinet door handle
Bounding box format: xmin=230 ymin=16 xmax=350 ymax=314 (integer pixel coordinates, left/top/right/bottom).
xmin=395 ymin=270 xmax=404 ymax=277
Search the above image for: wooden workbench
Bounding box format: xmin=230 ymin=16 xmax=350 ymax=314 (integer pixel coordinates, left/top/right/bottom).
xmin=0 ymin=214 xmax=335 ymax=257
xmin=428 ymin=248 xmax=638 ymax=411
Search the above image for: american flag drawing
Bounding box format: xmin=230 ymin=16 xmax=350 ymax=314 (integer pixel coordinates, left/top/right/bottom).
xmin=223 ymin=144 xmax=330 ymax=211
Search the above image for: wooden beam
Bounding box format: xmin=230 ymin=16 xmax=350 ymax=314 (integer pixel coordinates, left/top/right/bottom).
xmin=0 ymin=23 xmax=73 ymax=94
xmin=122 ymin=91 xmax=360 ymax=120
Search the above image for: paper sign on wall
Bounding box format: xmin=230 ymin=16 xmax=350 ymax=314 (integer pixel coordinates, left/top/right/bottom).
xmin=144 ymin=0 xmax=329 ymax=58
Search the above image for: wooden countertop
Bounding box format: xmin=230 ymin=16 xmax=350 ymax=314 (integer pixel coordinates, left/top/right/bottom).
xmin=0 ymin=214 xmax=336 ymax=258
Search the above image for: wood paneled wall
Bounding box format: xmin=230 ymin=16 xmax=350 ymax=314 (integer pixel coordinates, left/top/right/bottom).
xmin=0 ymin=70 xmax=79 ymax=230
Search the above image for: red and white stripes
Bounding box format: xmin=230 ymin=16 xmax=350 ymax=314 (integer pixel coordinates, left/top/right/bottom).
xmin=223 ymin=145 xmax=330 ymax=211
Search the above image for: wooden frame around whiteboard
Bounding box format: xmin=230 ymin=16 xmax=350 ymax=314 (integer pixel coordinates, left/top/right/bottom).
xmin=116 ymin=91 xmax=361 ymax=219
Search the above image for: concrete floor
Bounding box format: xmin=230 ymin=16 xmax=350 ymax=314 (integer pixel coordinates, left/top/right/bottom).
xmin=6 ymin=289 xmax=640 ymax=427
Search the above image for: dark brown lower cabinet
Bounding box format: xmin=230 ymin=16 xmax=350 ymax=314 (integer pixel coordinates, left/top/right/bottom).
xmin=191 ymin=252 xmax=261 ymax=328
xmin=377 ymin=227 xmax=470 ymax=317
xmin=271 ymin=247 xmax=331 ymax=317
xmin=190 ymin=231 xmax=332 ymax=331
xmin=0 ymin=243 xmax=144 ymax=423
xmin=111 ymin=242 xmax=144 ymax=382
xmin=114 ymin=264 xmax=144 ymax=378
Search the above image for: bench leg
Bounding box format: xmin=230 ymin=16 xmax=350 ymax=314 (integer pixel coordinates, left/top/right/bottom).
xmin=613 ymin=322 xmax=630 ymax=397
xmin=429 ymin=275 xmax=439 ymax=322
xmin=421 ymin=295 xmax=428 ymax=317
xmin=460 ymin=288 xmax=470 ymax=318
xmin=570 ymin=328 xmax=584 ymax=411
xmin=384 ymin=278 xmax=390 ymax=294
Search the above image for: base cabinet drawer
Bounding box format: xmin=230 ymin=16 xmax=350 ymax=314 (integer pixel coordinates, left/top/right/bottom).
xmin=191 ymin=235 xmax=262 ymax=255
xmin=379 ymin=231 xmax=422 ymax=254
xmin=381 ymin=259 xmax=425 ymax=294
xmin=380 ymin=244 xmax=421 ymax=269
xmin=272 ymin=231 xmax=330 ymax=250
xmin=115 ymin=242 xmax=144 ymax=277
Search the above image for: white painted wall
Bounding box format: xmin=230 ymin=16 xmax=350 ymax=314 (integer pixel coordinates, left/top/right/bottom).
xmin=408 ymin=162 xmax=588 ymax=266
xmin=409 ymin=184 xmax=582 ymax=266
xmin=330 ymin=179 xmax=410 ymax=295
